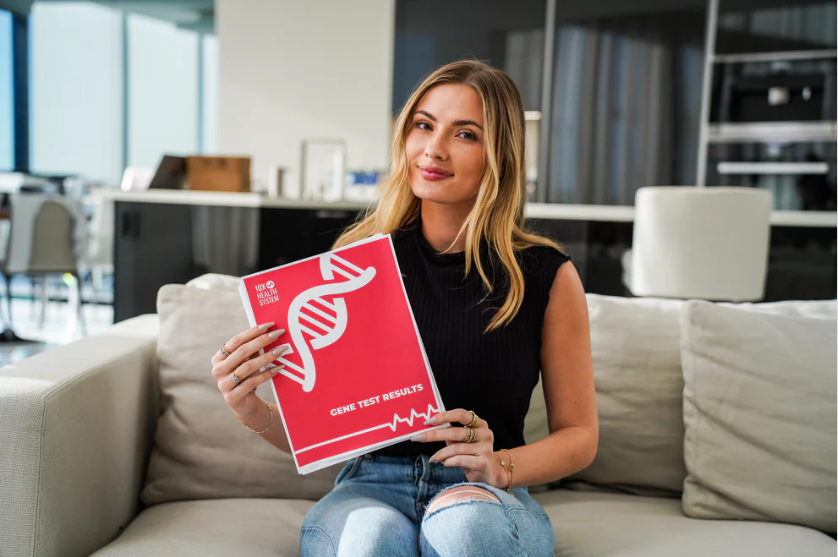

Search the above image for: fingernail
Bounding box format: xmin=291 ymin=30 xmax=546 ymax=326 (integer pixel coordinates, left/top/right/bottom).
xmin=424 ymin=417 xmax=437 ymax=425
xmin=271 ymin=365 xmax=285 ymax=374
xmin=272 ymin=343 xmax=290 ymax=355
xmin=429 ymin=456 xmax=436 ymax=464
xmin=411 ymin=434 xmax=427 ymax=442
xmin=268 ymin=329 xmax=285 ymax=340
xmin=258 ymin=322 xmax=275 ymax=331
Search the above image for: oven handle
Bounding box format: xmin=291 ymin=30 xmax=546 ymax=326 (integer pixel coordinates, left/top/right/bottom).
xmin=717 ymin=162 xmax=829 ymax=175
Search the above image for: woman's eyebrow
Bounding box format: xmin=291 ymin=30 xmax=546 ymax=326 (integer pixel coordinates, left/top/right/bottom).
xmin=415 ymin=110 xmax=483 ymax=131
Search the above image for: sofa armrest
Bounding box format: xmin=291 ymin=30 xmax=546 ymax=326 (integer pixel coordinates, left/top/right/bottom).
xmin=0 ymin=314 xmax=160 ymax=557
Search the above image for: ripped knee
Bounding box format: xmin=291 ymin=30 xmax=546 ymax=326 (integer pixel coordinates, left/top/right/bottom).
xmin=425 ymin=486 xmax=500 ymax=515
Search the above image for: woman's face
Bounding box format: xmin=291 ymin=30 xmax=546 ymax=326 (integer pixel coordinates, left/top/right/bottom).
xmin=405 ymin=84 xmax=485 ymax=208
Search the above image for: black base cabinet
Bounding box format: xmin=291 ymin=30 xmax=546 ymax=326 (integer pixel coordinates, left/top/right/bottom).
xmin=114 ymin=201 xmax=836 ymax=323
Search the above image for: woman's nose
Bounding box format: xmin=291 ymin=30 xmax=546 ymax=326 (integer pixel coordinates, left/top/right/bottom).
xmin=424 ymin=134 xmax=449 ymax=161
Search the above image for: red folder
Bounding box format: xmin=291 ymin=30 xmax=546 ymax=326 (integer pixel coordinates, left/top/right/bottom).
xmin=239 ymin=234 xmax=448 ymax=474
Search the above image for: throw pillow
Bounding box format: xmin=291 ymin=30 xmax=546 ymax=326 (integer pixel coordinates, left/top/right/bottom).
xmin=680 ymin=300 xmax=836 ymax=533
xmin=140 ymin=283 xmax=340 ymax=506
xmin=525 ymin=293 xmax=688 ymax=496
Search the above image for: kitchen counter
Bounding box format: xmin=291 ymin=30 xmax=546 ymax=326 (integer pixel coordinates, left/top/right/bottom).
xmin=101 ymin=189 xmax=836 ymax=227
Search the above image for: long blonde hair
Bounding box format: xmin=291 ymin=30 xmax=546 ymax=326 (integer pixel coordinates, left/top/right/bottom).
xmin=333 ymin=60 xmax=568 ymax=332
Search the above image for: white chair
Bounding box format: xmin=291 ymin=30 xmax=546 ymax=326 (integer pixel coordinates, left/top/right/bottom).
xmin=624 ymin=186 xmax=772 ymax=302
xmin=1 ymin=194 xmax=88 ymax=336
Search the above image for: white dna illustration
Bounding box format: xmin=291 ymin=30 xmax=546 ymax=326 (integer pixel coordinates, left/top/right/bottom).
xmin=272 ymin=252 xmax=376 ymax=392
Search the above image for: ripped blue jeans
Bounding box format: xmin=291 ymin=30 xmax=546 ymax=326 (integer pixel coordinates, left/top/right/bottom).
xmin=300 ymin=453 xmax=554 ymax=556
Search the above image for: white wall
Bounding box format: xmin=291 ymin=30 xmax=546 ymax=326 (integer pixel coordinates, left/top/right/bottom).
xmin=216 ymin=0 xmax=395 ymax=197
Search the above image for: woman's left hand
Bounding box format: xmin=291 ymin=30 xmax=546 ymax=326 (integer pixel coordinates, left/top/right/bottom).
xmin=411 ymin=409 xmax=506 ymax=488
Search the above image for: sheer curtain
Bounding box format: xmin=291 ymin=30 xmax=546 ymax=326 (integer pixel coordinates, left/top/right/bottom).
xmin=546 ymin=12 xmax=705 ymax=205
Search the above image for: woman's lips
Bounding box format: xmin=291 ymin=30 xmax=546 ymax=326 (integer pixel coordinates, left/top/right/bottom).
xmin=418 ymin=168 xmax=453 ymax=181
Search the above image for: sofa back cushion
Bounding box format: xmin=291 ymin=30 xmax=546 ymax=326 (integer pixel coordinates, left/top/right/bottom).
xmin=524 ymin=294 xmax=837 ymax=498
xmin=140 ymin=283 xmax=340 ymax=506
xmin=680 ymin=300 xmax=836 ymax=533
xmin=526 ymin=293 xmax=688 ymax=496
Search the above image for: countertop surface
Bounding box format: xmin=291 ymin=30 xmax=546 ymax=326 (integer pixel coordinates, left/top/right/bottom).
xmin=99 ymin=189 xmax=838 ymax=227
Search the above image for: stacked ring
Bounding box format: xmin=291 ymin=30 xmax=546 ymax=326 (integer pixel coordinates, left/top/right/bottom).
xmin=221 ymin=342 xmax=232 ymax=358
xmin=464 ymin=426 xmax=476 ymax=443
xmin=466 ymin=410 xmax=478 ymax=428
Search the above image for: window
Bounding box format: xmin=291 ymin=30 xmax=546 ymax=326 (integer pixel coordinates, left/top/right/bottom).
xmin=0 ymin=10 xmax=12 ymax=171
xmin=28 ymin=1 xmax=216 ymax=186
xmin=127 ymin=13 xmax=198 ymax=169
xmin=29 ymin=1 xmax=123 ymax=184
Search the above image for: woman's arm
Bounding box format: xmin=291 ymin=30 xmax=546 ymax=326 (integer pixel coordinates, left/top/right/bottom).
xmin=498 ymin=261 xmax=599 ymax=488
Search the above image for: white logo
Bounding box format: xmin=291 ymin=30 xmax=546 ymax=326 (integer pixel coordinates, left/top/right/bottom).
xmin=272 ymin=252 xmax=375 ymax=393
xmin=254 ymin=281 xmax=278 ymax=307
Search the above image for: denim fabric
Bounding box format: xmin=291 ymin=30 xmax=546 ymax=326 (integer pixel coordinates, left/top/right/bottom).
xmin=300 ymin=453 xmax=554 ymax=556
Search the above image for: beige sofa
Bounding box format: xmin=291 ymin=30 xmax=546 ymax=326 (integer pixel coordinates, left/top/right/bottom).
xmin=2 ymin=275 xmax=835 ymax=557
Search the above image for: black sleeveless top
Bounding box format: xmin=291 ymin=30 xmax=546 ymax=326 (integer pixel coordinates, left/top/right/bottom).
xmin=372 ymin=218 xmax=572 ymax=458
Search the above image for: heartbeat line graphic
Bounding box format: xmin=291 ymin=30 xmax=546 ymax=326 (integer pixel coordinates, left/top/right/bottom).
xmin=294 ymin=404 xmax=441 ymax=455
xmin=272 ymin=252 xmax=376 ymax=392
xmin=387 ymin=404 xmax=439 ymax=431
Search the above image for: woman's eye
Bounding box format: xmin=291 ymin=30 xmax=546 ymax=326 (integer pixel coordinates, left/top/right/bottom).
xmin=415 ymin=121 xmax=431 ymax=131
xmin=457 ymin=130 xmax=477 ymax=141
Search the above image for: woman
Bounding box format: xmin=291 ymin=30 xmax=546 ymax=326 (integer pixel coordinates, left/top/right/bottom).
xmin=211 ymin=60 xmax=597 ymax=556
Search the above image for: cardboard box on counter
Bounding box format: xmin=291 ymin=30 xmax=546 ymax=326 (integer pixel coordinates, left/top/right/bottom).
xmin=185 ymin=156 xmax=251 ymax=192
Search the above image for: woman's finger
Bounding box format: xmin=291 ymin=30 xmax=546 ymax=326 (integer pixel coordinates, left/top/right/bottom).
xmin=225 ymin=367 xmax=282 ymax=405
xmin=218 ymin=328 xmax=286 ymax=379
xmin=418 ymin=426 xmax=475 ymax=444
xmin=211 ymin=322 xmax=275 ymax=377
xmin=224 ymin=343 xmax=291 ymax=392
xmin=424 ymin=408 xmax=481 ymax=428
xmin=437 ymin=454 xmax=486 ymax=472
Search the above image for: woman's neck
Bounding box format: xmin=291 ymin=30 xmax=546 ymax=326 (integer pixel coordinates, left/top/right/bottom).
xmin=420 ymin=200 xmax=472 ymax=254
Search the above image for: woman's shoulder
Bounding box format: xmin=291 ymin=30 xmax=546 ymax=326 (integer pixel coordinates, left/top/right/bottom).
xmin=516 ymin=243 xmax=573 ymax=278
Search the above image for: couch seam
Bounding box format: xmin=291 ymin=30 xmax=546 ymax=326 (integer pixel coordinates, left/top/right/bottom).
xmin=31 ymin=397 xmax=45 ymax=557
xmin=686 ymin=304 xmax=701 ymax=501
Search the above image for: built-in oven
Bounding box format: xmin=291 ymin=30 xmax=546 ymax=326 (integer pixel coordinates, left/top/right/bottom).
xmin=701 ymin=0 xmax=837 ymax=212
xmin=705 ymin=56 xmax=836 ymax=211
xmin=705 ymin=140 xmax=837 ymax=211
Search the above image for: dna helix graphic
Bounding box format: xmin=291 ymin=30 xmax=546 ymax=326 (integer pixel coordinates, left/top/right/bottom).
xmin=273 ymin=252 xmax=376 ymax=393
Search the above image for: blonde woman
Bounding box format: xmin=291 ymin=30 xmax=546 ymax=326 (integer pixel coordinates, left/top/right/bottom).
xmin=212 ymin=60 xmax=597 ymax=556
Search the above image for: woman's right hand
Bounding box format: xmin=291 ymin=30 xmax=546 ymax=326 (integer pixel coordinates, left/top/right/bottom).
xmin=210 ymin=322 xmax=290 ymax=425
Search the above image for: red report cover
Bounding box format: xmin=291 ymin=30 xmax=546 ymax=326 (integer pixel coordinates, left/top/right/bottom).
xmin=238 ymin=234 xmax=448 ymax=474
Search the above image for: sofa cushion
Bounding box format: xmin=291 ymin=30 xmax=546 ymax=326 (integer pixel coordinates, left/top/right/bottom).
xmin=534 ymin=489 xmax=836 ymax=557
xmin=90 ymin=498 xmax=314 ymax=557
xmin=525 ymin=295 xmax=838 ymax=497
xmin=526 ymin=293 xmax=688 ymax=496
xmin=140 ymin=284 xmax=341 ymax=506
xmin=680 ymin=300 xmax=837 ymax=534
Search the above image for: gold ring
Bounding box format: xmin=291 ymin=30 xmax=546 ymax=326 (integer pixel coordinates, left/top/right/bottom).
xmin=464 ymin=426 xmax=476 ymax=443
xmin=232 ymin=370 xmax=241 ymax=384
xmin=467 ymin=410 xmax=478 ymax=428
xmin=463 ymin=426 xmax=472 ymax=443
xmin=221 ymin=342 xmax=232 ymax=357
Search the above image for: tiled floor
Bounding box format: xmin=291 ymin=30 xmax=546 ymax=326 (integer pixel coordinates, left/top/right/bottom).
xmin=0 ymin=275 xmax=114 ymax=367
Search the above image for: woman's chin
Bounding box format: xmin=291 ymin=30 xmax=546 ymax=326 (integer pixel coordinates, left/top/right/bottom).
xmin=410 ymin=184 xmax=462 ymax=206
